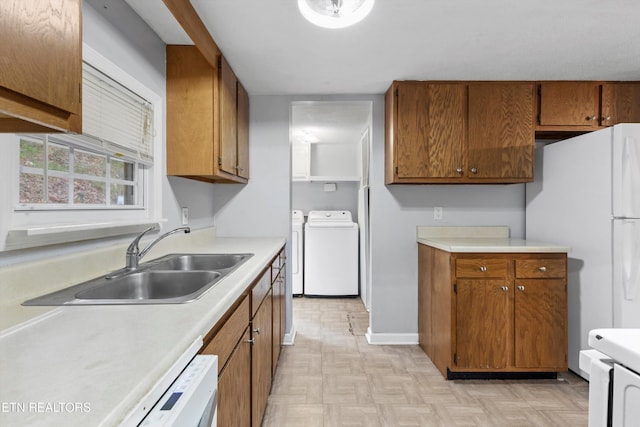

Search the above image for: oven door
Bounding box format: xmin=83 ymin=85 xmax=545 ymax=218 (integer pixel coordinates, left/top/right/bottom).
xmin=612 ymin=363 xmax=640 ymax=427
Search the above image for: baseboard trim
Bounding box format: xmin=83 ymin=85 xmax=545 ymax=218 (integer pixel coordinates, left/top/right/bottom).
xmin=365 ymin=327 xmax=419 ymax=345
xmin=283 ymin=324 xmax=297 ymax=346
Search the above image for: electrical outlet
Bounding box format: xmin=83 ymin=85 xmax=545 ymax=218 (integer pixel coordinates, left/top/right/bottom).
xmin=181 ymin=207 xmax=189 ymax=226
xmin=434 ymin=206 xmax=443 ymax=221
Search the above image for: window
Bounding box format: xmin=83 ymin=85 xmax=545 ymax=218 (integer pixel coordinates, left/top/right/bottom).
xmin=0 ymin=44 xmax=163 ymax=251
xmin=18 ymin=135 xmax=142 ymax=208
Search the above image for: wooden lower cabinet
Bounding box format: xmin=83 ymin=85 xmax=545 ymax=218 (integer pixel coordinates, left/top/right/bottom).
xmin=199 ymin=246 xmax=286 ymax=426
xmin=252 ymin=290 xmax=273 ymax=427
xmin=418 ymin=244 xmax=568 ymax=378
xmin=217 ymin=327 xmax=251 ymax=427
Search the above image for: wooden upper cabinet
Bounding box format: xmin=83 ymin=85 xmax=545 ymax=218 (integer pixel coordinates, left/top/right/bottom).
xmin=468 ymin=83 xmax=534 ymax=181
xmin=237 ymin=81 xmax=250 ymax=179
xmin=601 ymin=82 xmax=640 ymax=126
xmin=386 ymin=81 xmax=534 ymax=184
xmin=166 ymin=46 xmax=249 ymax=183
xmin=537 ymin=82 xmax=600 ymax=127
xmin=220 ymin=56 xmax=238 ymax=177
xmin=0 ymin=0 xmax=82 ymax=133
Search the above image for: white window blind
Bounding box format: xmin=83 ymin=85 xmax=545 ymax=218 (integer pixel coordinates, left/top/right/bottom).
xmin=81 ymin=62 xmax=154 ymax=164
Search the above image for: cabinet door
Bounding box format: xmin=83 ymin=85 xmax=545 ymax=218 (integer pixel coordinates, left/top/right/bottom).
xmin=468 ymin=83 xmax=534 ymax=180
xmin=601 ymin=83 xmax=640 ymax=126
xmin=538 ymin=82 xmax=600 ymax=126
xmin=0 ymin=0 xmax=81 ymax=132
xmin=237 ymin=81 xmax=250 ymax=179
xmin=219 ymin=56 xmax=238 ymax=176
xmin=272 ymin=270 xmax=282 ymax=375
xmin=456 ymin=279 xmax=513 ymax=369
xmin=217 ymin=328 xmax=251 ymax=427
xmin=514 ymin=279 xmax=567 ymax=369
xmin=395 ymin=83 xmax=466 ymax=179
xmin=252 ymin=292 xmax=273 ymax=427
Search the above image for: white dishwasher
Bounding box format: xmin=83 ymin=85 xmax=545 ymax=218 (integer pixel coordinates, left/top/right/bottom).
xmin=304 ymin=210 xmax=358 ymax=296
xmin=121 ymin=338 xmax=218 ymax=427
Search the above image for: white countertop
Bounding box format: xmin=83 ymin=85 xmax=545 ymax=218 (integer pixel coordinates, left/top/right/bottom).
xmin=0 ymin=234 xmax=285 ymax=427
xmin=416 ymin=225 xmax=570 ymax=253
xmin=417 ymin=237 xmax=571 ymax=253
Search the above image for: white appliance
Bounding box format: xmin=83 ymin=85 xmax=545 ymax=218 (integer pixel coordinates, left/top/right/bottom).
xmin=292 ymin=210 xmax=305 ymax=295
xmin=526 ymin=123 xmax=640 ymax=377
xmin=582 ymin=328 xmax=640 ymax=426
xmin=304 ymin=210 xmax=359 ymax=296
xmin=122 ymin=339 xmax=218 ymax=427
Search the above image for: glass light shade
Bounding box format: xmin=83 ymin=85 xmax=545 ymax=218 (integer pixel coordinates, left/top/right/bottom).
xmin=297 ymin=0 xmax=375 ymax=29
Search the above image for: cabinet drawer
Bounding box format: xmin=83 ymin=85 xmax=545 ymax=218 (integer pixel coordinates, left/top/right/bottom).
xmin=252 ymin=270 xmax=272 ymax=317
xmin=456 ymin=258 xmax=509 ymax=278
xmin=201 ymin=295 xmax=249 ymax=374
xmin=515 ymin=259 xmax=566 ymax=278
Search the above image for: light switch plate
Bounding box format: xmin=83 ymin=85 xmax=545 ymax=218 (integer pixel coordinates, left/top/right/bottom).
xmin=181 ymin=207 xmax=189 ymax=225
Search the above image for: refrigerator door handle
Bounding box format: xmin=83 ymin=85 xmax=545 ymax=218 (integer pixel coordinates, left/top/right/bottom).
xmin=614 ymin=133 xmax=640 ymax=218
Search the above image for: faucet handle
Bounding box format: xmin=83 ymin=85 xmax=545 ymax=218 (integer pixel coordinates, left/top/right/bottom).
xmin=127 ymin=226 xmax=159 ymax=255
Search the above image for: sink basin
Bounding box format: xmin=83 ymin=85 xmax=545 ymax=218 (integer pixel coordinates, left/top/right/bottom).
xmin=22 ymin=252 xmax=254 ymax=306
xmin=149 ymin=253 xmax=252 ymax=271
xmin=75 ymin=271 xmax=222 ymax=301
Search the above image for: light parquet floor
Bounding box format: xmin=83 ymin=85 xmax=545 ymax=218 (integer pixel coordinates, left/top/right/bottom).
xmin=262 ymin=297 xmax=589 ymax=427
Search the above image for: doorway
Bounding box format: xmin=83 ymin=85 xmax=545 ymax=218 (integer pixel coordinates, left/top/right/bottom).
xmin=289 ymin=100 xmax=372 ymax=311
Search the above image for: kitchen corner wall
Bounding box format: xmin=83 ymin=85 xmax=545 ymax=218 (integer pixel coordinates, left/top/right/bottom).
xmin=0 ymin=2 xmax=216 ymax=267
xmin=218 ymin=94 xmax=526 ymax=341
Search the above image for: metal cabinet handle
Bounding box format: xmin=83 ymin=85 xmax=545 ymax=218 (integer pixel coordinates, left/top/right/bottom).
xmin=586 ymin=115 xmax=598 ymax=121
xmin=517 ymin=285 xmax=525 ymax=291
xmin=501 ymin=286 xmax=509 ymax=292
xmin=602 ymin=116 xmax=611 ymax=121
xmin=480 ymin=266 xmax=487 ymax=272
xmin=253 ymin=327 xmax=261 ymax=334
xmin=456 ymin=167 xmax=463 ymax=174
xmin=471 ymin=167 xmax=478 ymax=174
xmin=538 ymin=266 xmax=547 ymax=272
xmin=245 ymin=338 xmax=256 ymax=345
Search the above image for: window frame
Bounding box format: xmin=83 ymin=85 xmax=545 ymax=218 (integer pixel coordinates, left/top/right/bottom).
xmin=0 ymin=44 xmax=163 ymax=251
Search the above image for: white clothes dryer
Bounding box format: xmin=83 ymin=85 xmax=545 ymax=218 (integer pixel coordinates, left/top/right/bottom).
xmin=291 ymin=210 xmax=304 ymax=295
xmin=304 ymin=210 xmax=358 ymax=296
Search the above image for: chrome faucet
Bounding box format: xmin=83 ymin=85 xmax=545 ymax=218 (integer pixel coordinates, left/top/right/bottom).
xmin=125 ymin=225 xmax=191 ymax=270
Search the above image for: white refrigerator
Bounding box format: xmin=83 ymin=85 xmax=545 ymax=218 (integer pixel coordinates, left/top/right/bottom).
xmin=526 ymin=123 xmax=640 ymax=377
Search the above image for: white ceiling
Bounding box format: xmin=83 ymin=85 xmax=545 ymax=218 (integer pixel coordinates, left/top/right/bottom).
xmin=125 ymin=0 xmax=640 ymax=96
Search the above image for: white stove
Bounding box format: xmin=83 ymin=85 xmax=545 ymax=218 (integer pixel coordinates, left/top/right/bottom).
xmin=583 ymin=328 xmax=640 ymax=427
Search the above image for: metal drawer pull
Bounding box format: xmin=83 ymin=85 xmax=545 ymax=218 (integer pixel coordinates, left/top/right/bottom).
xmin=480 ymin=266 xmax=487 ymax=272
xmin=517 ymin=285 xmax=525 ymax=291
xmin=501 ymin=286 xmax=509 ymax=292
xmin=456 ymin=167 xmax=463 ymax=174
xmin=538 ymin=266 xmax=547 ymax=272
xmin=253 ymin=327 xmax=261 ymax=334
xmin=471 ymin=167 xmax=478 ymax=174
xmin=245 ymin=338 xmax=256 ymax=345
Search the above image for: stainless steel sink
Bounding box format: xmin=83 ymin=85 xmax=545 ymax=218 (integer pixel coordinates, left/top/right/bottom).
xmin=148 ymin=253 xmax=253 ymax=272
xmin=22 ymin=253 xmax=253 ymax=306
xmin=75 ymin=271 xmax=222 ymax=302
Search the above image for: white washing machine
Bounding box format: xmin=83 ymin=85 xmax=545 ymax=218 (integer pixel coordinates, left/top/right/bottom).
xmin=291 ymin=210 xmax=304 ymax=295
xmin=304 ymin=210 xmax=358 ymax=296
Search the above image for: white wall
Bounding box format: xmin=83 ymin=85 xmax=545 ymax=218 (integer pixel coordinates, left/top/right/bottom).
xmin=292 ymin=181 xmax=359 ymax=218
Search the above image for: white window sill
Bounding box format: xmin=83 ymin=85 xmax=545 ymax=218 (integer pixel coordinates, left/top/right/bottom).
xmin=5 ymin=219 xmax=165 ymax=251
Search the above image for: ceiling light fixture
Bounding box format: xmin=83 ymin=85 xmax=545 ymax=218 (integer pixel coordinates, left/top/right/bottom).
xmin=297 ymin=0 xmax=375 ymax=29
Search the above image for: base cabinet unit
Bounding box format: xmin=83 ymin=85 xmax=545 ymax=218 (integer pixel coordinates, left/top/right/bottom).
xmin=166 ymin=46 xmax=249 ymax=184
xmin=0 ymin=0 xmax=82 ymax=133
xmin=385 ymin=81 xmax=534 ymax=184
xmin=418 ymin=244 xmax=568 ymax=379
xmin=199 ymin=246 xmax=286 ymax=426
